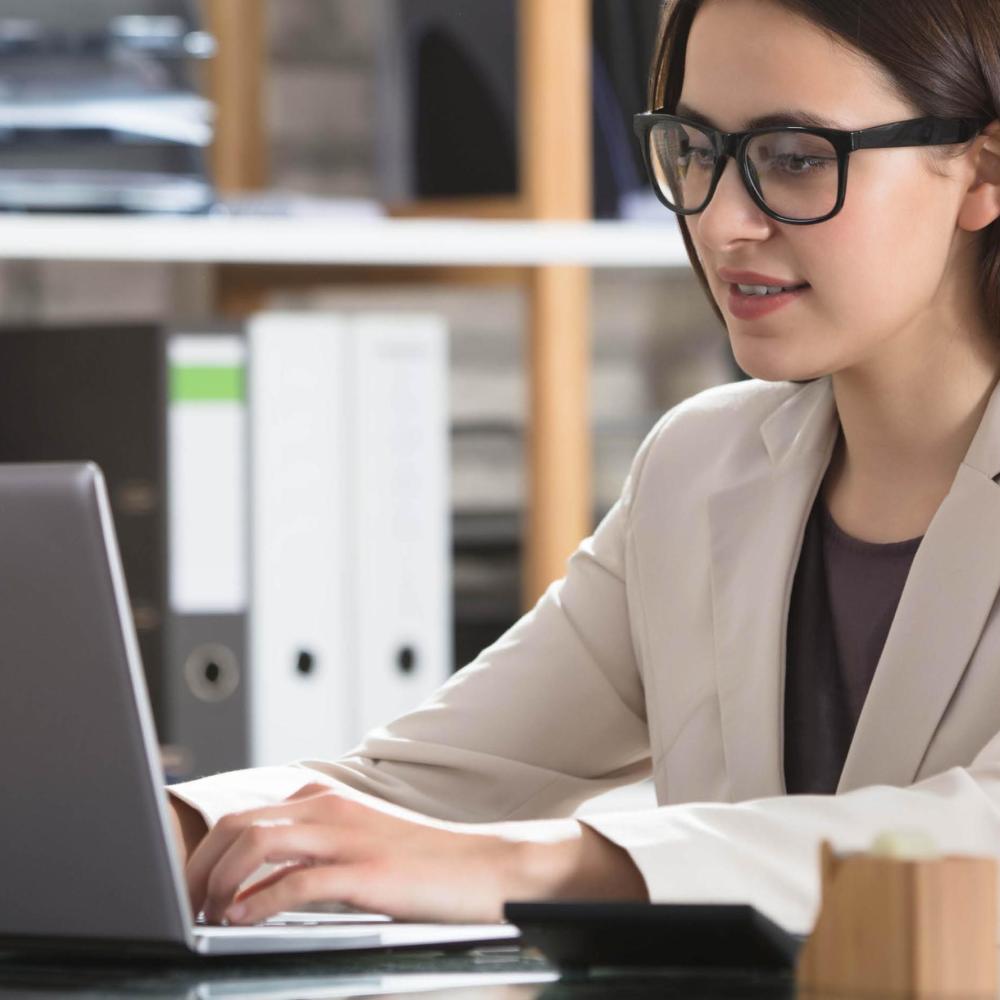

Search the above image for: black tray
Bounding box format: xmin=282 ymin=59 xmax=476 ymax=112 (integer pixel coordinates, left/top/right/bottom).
xmin=504 ymin=901 xmax=802 ymax=971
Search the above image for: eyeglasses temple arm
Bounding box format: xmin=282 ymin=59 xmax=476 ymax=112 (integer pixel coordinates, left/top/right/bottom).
xmin=852 ymin=117 xmax=988 ymax=151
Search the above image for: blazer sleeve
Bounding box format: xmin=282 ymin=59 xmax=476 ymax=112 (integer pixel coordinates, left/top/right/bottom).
xmin=168 ymin=413 xmax=672 ymax=830
xmin=580 ymin=739 xmax=1000 ymax=934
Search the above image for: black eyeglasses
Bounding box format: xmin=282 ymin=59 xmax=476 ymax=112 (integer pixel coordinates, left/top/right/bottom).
xmin=632 ymin=111 xmax=990 ymax=225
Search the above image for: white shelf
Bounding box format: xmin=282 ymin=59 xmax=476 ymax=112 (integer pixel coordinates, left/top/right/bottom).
xmin=0 ymin=214 xmax=691 ymax=268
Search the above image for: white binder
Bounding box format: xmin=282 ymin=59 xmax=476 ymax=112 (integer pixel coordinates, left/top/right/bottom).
xmin=351 ymin=314 xmax=452 ymax=739
xmin=165 ymin=331 xmax=249 ymax=777
xmin=246 ymin=311 xmax=451 ymax=766
xmin=247 ymin=313 xmax=354 ymax=766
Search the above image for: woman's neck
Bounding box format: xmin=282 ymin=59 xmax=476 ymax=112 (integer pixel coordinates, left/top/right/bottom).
xmin=823 ymin=322 xmax=1000 ymax=544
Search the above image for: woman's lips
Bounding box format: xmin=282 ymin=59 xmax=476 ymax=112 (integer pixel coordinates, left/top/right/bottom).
xmin=726 ymin=283 xmax=810 ymax=320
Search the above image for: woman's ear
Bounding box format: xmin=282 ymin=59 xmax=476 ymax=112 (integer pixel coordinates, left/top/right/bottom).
xmin=958 ymin=119 xmax=1000 ymax=233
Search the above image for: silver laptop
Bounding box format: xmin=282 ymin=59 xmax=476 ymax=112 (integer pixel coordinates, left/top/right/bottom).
xmin=0 ymin=463 xmax=518 ymax=957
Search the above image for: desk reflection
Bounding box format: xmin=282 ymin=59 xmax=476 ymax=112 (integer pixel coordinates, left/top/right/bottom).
xmin=0 ymin=948 xmax=797 ymax=999
xmin=0 ymin=975 xmax=548 ymax=1000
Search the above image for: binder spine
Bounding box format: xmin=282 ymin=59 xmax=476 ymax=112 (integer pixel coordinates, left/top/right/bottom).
xmin=351 ymin=314 xmax=452 ymax=740
xmin=247 ymin=313 xmax=355 ymax=766
xmin=165 ymin=332 xmax=249 ymax=777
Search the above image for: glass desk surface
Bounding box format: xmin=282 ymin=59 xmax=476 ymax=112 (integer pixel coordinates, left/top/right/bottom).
xmin=0 ymin=944 xmax=796 ymax=999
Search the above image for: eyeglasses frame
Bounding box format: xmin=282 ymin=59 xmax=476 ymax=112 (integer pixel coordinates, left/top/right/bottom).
xmin=632 ymin=111 xmax=990 ymax=225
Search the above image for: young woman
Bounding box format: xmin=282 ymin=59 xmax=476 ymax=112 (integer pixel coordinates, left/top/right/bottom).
xmin=168 ymin=0 xmax=1000 ymax=933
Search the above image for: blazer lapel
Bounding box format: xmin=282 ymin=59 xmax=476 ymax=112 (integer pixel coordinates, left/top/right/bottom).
xmin=708 ymin=378 xmax=838 ymax=800
xmin=838 ymin=377 xmax=1000 ymax=792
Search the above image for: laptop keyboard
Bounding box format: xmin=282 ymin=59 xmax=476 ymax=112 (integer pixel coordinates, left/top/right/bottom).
xmin=196 ymin=909 xmax=392 ymax=927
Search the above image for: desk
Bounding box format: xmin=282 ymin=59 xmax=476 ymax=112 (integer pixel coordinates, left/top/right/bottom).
xmin=0 ymin=945 xmax=795 ymax=999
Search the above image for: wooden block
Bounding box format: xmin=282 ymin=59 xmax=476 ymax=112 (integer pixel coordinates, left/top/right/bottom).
xmin=797 ymin=841 xmax=998 ymax=996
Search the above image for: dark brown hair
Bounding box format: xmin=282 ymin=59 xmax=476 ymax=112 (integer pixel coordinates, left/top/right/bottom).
xmin=648 ymin=0 xmax=1000 ymax=332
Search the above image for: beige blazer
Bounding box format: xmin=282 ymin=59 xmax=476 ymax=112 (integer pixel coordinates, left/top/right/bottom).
xmin=172 ymin=374 xmax=1000 ymax=933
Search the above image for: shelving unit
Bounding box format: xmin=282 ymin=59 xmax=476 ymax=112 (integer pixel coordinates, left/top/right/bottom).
xmin=203 ymin=1 xmax=692 ymax=607
xmin=0 ymin=215 xmax=686 ymax=267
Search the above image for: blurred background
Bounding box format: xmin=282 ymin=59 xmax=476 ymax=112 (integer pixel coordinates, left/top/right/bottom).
xmin=0 ymin=0 xmax=737 ymax=790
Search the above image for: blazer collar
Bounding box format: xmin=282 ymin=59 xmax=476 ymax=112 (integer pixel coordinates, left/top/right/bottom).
xmin=840 ymin=374 xmax=1000 ymax=791
xmin=708 ymin=374 xmax=1000 ymax=800
xmin=759 ymin=376 xmax=839 ymax=468
xmin=709 ymin=377 xmax=838 ymax=800
xmin=961 ymin=372 xmax=1000 ymax=479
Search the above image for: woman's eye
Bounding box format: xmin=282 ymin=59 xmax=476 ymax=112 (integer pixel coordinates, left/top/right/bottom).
xmin=680 ymin=146 xmax=715 ymax=168
xmin=774 ymin=154 xmax=834 ymax=175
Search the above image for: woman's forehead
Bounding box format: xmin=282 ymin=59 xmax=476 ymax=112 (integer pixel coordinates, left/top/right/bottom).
xmin=680 ymin=0 xmax=908 ymax=130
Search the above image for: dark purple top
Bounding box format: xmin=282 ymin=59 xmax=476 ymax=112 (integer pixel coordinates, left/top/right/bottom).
xmin=783 ymin=491 xmax=923 ymax=794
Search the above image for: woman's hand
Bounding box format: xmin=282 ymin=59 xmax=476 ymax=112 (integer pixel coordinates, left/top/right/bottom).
xmin=184 ymin=783 xmax=648 ymax=926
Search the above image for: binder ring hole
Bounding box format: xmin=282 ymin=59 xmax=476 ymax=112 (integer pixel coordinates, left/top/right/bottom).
xmin=397 ymin=646 xmax=417 ymax=675
xmin=184 ymin=644 xmax=240 ymax=703
xmin=296 ymin=650 xmax=316 ymax=676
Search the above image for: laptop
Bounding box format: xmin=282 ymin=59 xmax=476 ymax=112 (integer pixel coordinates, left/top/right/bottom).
xmin=0 ymin=463 xmax=519 ymax=957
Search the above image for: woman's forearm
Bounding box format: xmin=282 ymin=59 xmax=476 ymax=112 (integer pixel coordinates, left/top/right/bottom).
xmin=507 ymin=823 xmax=649 ymax=903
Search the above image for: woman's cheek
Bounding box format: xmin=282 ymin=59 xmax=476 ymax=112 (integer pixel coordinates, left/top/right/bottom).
xmin=798 ymin=214 xmax=891 ymax=328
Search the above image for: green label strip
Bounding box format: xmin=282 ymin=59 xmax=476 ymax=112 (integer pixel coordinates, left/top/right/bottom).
xmin=170 ymin=365 xmax=245 ymax=403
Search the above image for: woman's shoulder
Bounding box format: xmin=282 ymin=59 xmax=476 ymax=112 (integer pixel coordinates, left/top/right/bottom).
xmin=650 ymin=376 xmax=813 ymax=449
xmin=671 ymin=376 xmax=805 ymax=421
xmin=624 ymin=377 xmax=824 ymax=504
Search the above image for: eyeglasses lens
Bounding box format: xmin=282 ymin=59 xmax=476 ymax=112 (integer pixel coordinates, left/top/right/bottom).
xmin=649 ymin=121 xmax=716 ymax=213
xmin=648 ymin=121 xmax=840 ymax=221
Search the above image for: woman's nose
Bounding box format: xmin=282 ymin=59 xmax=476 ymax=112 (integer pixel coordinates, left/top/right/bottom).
xmin=693 ymin=157 xmax=773 ymax=250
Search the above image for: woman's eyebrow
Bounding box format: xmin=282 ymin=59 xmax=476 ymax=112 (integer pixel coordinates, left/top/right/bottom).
xmin=674 ymin=101 xmax=847 ymax=131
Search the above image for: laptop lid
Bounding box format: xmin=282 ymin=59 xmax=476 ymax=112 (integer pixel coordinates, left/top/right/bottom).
xmin=0 ymin=462 xmax=520 ymax=958
xmin=0 ymin=462 xmax=194 ymax=951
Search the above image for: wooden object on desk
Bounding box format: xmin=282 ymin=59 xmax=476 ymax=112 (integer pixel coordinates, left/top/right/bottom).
xmin=796 ymin=840 xmax=998 ymax=997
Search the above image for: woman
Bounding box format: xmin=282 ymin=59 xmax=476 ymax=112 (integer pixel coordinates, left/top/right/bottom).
xmin=169 ymin=0 xmax=1000 ymax=933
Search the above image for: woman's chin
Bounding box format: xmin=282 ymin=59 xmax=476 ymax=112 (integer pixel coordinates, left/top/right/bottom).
xmin=729 ymin=345 xmax=830 ymax=383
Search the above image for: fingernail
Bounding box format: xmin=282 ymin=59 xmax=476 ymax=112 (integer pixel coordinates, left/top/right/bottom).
xmin=225 ymin=903 xmax=247 ymax=923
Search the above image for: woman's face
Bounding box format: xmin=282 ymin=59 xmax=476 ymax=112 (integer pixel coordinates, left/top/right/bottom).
xmin=679 ymin=0 xmax=984 ymax=383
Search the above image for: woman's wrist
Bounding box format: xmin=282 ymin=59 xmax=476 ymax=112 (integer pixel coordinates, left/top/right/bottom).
xmin=168 ymin=794 xmax=209 ymax=868
xmin=502 ymin=822 xmax=649 ymax=904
